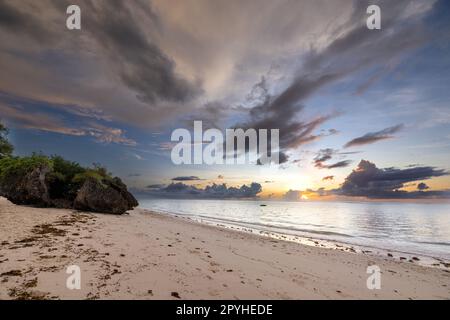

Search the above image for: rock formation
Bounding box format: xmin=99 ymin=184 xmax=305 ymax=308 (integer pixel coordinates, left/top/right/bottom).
xmin=0 ymin=164 xmax=138 ymax=214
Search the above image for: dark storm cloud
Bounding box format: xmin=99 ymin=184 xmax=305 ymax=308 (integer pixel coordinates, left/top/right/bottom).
xmin=2 ymin=0 xmax=200 ymax=105
xmin=305 ymin=0 xmax=430 ymax=73
xmin=238 ymin=0 xmax=429 ymax=163
xmin=313 ymin=149 xmax=352 ymax=169
xmin=333 ymin=160 xmax=449 ymax=199
xmin=240 ymin=74 xmax=341 ymax=154
xmin=0 ymin=0 xmax=54 ymax=42
xmin=235 ymin=75 xmax=340 ymax=165
xmin=0 ymin=0 xmax=438 ymax=162
xmin=75 ymin=0 xmax=201 ymax=104
xmin=143 ymin=182 xmax=262 ymax=199
xmin=344 ymin=124 xmax=404 ymax=148
xmin=171 ymin=176 xmax=203 ymax=181
xmin=223 ymin=75 xmax=335 ymax=165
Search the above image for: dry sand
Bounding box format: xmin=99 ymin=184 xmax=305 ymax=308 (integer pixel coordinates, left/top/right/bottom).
xmin=0 ymin=197 xmax=449 ymax=300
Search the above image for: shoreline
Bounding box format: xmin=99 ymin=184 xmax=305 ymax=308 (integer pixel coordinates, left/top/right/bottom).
xmin=145 ymin=208 xmax=450 ymax=270
xmin=1 ymin=197 xmax=449 ymax=299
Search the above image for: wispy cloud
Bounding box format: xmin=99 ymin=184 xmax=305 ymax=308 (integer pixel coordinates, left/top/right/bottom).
xmin=0 ymin=103 xmax=136 ymax=146
xmin=171 ymin=176 xmax=203 ymax=181
xmin=344 ymin=124 xmax=404 ymax=148
xmin=86 ymin=122 xmax=136 ymax=146
xmin=0 ymin=102 xmax=85 ymax=136
xmin=313 ymin=149 xmax=352 ymax=169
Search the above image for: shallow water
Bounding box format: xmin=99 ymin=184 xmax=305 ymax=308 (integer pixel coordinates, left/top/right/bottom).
xmin=138 ymin=198 xmax=450 ymax=260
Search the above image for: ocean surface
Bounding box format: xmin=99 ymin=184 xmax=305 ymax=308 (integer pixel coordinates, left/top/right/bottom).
xmin=138 ymin=198 xmax=450 ymax=261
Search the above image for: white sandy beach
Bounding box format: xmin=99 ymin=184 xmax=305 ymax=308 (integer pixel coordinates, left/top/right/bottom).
xmin=0 ymin=197 xmax=449 ymax=300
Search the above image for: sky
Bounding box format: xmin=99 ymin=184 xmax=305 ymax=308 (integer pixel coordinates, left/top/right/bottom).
xmin=0 ymin=0 xmax=449 ymax=201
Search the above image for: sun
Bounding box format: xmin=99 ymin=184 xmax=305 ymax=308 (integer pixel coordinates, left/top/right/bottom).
xmin=301 ymin=195 xmax=309 ymax=200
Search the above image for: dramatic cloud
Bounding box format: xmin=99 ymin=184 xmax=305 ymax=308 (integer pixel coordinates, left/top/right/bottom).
xmin=344 ymin=125 xmax=404 ymax=148
xmin=0 ymin=0 xmax=201 ymax=129
xmin=0 ymin=0 xmax=443 ymax=191
xmin=313 ymin=149 xmax=352 ymax=169
xmin=142 ymin=182 xmax=262 ymax=199
xmin=239 ymin=76 xmax=340 ymax=163
xmin=333 ymin=160 xmax=449 ymax=199
xmin=171 ymin=176 xmax=203 ymax=181
xmin=322 ymin=175 xmax=334 ymax=181
xmin=0 ymin=0 xmax=59 ymax=43
xmin=0 ymin=1 xmax=436 ymax=136
xmin=78 ymin=0 xmax=202 ymax=104
xmin=237 ymin=0 xmax=432 ymax=163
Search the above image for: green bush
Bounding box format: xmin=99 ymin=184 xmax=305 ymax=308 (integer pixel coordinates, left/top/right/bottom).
xmin=0 ymin=152 xmax=114 ymax=198
xmin=0 ymin=154 xmax=53 ymax=181
xmin=45 ymin=155 xmax=88 ymax=199
xmin=72 ymin=167 xmax=114 ymax=189
xmin=51 ymin=155 xmax=85 ymax=181
xmin=0 ymin=123 xmax=120 ymax=203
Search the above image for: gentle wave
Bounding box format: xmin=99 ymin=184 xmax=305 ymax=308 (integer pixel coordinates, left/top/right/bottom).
xmin=192 ymin=214 xmax=355 ymax=238
xmin=138 ymin=198 xmax=450 ymax=260
xmin=415 ymin=241 xmax=450 ymax=247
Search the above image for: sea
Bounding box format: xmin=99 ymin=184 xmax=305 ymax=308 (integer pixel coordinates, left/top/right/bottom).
xmin=138 ymin=198 xmax=450 ymax=265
